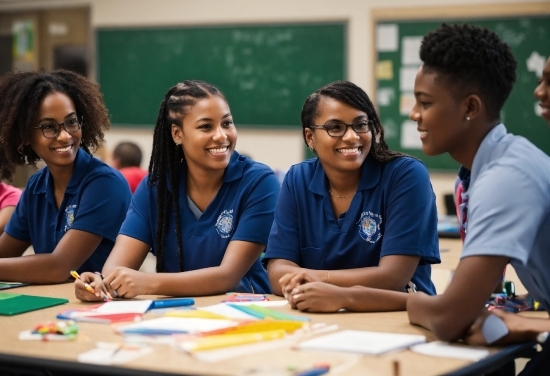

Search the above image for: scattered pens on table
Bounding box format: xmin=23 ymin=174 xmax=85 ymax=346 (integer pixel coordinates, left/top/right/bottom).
xmin=222 ymin=293 xmax=269 ymax=302
xmin=70 ymin=270 xmax=110 ymax=301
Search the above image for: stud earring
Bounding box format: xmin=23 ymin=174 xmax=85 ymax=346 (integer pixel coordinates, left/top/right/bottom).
xmin=174 ymin=140 xmax=180 ymax=146
xmin=466 ymin=116 xmax=471 ymax=121
xmin=308 ymin=145 xmax=315 ymax=151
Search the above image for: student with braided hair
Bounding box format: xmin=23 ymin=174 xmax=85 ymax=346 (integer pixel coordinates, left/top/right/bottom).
xmin=0 ymin=69 xmax=132 ymax=283
xmin=75 ymin=80 xmax=279 ymax=300
xmin=264 ymin=80 xmax=440 ymax=312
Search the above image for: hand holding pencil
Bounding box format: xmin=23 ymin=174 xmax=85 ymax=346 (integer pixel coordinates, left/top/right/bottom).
xmin=72 ymin=270 xmax=111 ymax=302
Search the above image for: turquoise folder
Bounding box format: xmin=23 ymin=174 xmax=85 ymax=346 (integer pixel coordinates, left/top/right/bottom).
xmin=0 ymin=292 xmax=68 ymax=316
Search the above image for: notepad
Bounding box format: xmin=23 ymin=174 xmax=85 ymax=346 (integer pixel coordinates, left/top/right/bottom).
xmin=0 ymin=293 xmax=68 ymax=316
xmin=57 ymin=300 xmax=152 ymax=323
xmin=297 ymin=330 xmax=426 ymax=355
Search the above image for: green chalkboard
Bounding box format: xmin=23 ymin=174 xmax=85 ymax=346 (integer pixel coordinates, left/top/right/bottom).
xmin=376 ymin=16 xmax=550 ymax=171
xmin=97 ymin=24 xmax=345 ymax=127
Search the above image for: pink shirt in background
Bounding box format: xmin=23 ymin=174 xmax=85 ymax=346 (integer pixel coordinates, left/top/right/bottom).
xmin=0 ymin=182 xmax=22 ymax=209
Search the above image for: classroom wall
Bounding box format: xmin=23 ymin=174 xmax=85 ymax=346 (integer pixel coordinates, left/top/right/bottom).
xmin=1 ymin=0 xmax=547 ymax=213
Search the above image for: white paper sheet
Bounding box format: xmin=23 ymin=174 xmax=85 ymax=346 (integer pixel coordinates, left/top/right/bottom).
xmin=297 ymin=330 xmax=426 ymax=355
xmin=411 ymin=341 xmax=490 ymax=361
xmin=95 ymin=300 xmax=152 ymax=314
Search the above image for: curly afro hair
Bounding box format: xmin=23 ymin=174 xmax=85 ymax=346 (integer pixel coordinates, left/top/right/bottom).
xmin=419 ymin=23 xmax=517 ymax=121
xmin=0 ymin=69 xmax=110 ymax=180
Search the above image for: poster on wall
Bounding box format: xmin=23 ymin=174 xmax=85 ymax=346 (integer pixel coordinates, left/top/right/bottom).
xmin=12 ymin=20 xmax=36 ymax=71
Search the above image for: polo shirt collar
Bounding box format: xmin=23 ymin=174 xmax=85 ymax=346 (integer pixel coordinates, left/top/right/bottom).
xmin=308 ymin=156 xmax=381 ymax=196
xmin=34 ymin=148 xmax=92 ymax=194
xmin=470 ymin=123 xmax=506 ymax=184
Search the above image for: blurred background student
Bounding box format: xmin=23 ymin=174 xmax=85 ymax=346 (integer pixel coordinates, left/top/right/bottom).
xmin=75 ymin=80 xmax=280 ymax=301
xmin=0 ymin=69 xmax=132 ymax=284
xmin=111 ymin=141 xmax=148 ymax=193
xmin=0 ymin=182 xmax=22 ymax=236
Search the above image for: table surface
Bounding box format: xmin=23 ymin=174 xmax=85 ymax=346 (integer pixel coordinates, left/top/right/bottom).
xmin=0 ymin=283 xmax=539 ymax=376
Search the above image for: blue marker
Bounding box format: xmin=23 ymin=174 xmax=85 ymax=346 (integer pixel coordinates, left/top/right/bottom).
xmin=295 ymin=366 xmax=330 ymax=376
xmin=149 ymin=298 xmax=195 ymax=309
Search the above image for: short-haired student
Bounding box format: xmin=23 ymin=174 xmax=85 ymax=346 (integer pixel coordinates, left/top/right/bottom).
xmin=75 ymin=80 xmax=279 ymax=300
xmin=111 ymin=141 xmax=148 ymax=193
xmin=264 ymin=80 xmax=440 ymax=312
xmin=0 ymin=70 xmax=132 ymax=283
xmin=403 ymin=24 xmax=550 ymax=365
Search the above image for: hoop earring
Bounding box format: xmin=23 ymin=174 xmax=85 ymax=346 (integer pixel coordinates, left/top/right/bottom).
xmin=17 ymin=145 xmax=24 ymax=155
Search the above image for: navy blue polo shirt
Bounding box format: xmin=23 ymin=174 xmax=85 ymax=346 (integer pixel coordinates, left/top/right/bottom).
xmin=264 ymin=156 xmax=440 ymax=294
xmin=119 ymin=151 xmax=280 ymax=294
xmin=6 ymin=148 xmax=132 ymax=273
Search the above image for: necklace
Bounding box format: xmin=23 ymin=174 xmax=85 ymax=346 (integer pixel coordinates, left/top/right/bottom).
xmin=328 ymin=189 xmax=355 ymax=198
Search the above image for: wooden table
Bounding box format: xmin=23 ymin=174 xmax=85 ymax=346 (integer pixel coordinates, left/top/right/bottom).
xmin=0 ymin=283 xmax=538 ymax=376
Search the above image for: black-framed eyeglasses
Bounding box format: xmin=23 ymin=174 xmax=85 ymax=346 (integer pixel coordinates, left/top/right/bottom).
xmin=33 ymin=116 xmax=83 ymax=139
xmin=309 ymin=120 xmax=373 ymax=137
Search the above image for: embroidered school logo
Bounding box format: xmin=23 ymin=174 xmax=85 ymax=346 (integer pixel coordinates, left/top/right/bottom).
xmin=64 ymin=205 xmax=77 ymax=232
xmin=216 ymin=209 xmax=234 ymax=238
xmin=357 ymin=211 xmax=382 ymax=243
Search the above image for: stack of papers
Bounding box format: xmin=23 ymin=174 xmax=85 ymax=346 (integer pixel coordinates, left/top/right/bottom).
xmin=57 ymin=300 xmax=152 ymax=323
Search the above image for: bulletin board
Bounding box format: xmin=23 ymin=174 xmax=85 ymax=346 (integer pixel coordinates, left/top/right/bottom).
xmin=372 ymin=3 xmax=550 ymax=171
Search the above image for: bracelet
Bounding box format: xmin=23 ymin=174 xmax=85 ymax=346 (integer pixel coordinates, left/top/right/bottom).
xmin=326 ymin=270 xmax=330 ymax=284
xmin=94 ymin=271 xmax=104 ymax=280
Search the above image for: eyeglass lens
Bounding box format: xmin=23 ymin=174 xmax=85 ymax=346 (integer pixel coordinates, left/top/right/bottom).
xmin=324 ymin=120 xmax=370 ymax=136
xmin=40 ymin=117 xmax=82 ymax=138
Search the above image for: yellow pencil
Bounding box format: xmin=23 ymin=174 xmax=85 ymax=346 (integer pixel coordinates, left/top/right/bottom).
xmin=70 ymin=270 xmax=109 ymax=302
xmin=182 ymin=329 xmax=286 ymax=352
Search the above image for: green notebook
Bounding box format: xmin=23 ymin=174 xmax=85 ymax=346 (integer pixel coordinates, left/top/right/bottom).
xmin=0 ymin=292 xmax=69 ymax=316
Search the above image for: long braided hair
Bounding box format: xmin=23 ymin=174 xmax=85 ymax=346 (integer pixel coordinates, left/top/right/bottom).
xmin=0 ymin=69 xmax=109 ymax=180
xmin=301 ymin=80 xmax=407 ymax=163
xmin=148 ymin=80 xmax=226 ymax=272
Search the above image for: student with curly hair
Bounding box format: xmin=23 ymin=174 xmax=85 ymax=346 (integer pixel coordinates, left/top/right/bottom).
xmin=0 ymin=69 xmax=132 ymax=283
xmin=75 ymin=80 xmax=279 ymax=300
xmin=264 ymin=80 xmax=440 ymax=312
xmin=404 ymin=24 xmax=550 ymax=359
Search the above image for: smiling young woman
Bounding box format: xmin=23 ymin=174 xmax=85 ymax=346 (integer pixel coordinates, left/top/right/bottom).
xmin=75 ymin=80 xmax=280 ymax=301
xmin=263 ymin=80 xmax=440 ymax=313
xmin=0 ymin=69 xmax=132 ymax=284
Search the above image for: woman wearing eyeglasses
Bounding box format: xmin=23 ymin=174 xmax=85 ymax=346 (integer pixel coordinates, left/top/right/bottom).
xmin=264 ymin=80 xmax=440 ymax=312
xmin=0 ymin=70 xmax=131 ymax=284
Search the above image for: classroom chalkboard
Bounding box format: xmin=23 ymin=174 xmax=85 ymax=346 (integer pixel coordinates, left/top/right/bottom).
xmin=375 ymin=16 xmax=550 ymax=171
xmin=97 ymin=23 xmax=345 ymax=127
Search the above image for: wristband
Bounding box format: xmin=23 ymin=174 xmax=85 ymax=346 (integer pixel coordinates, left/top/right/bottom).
xmin=482 ymin=314 xmax=509 ymax=344
xmin=94 ymin=272 xmax=104 ymax=280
